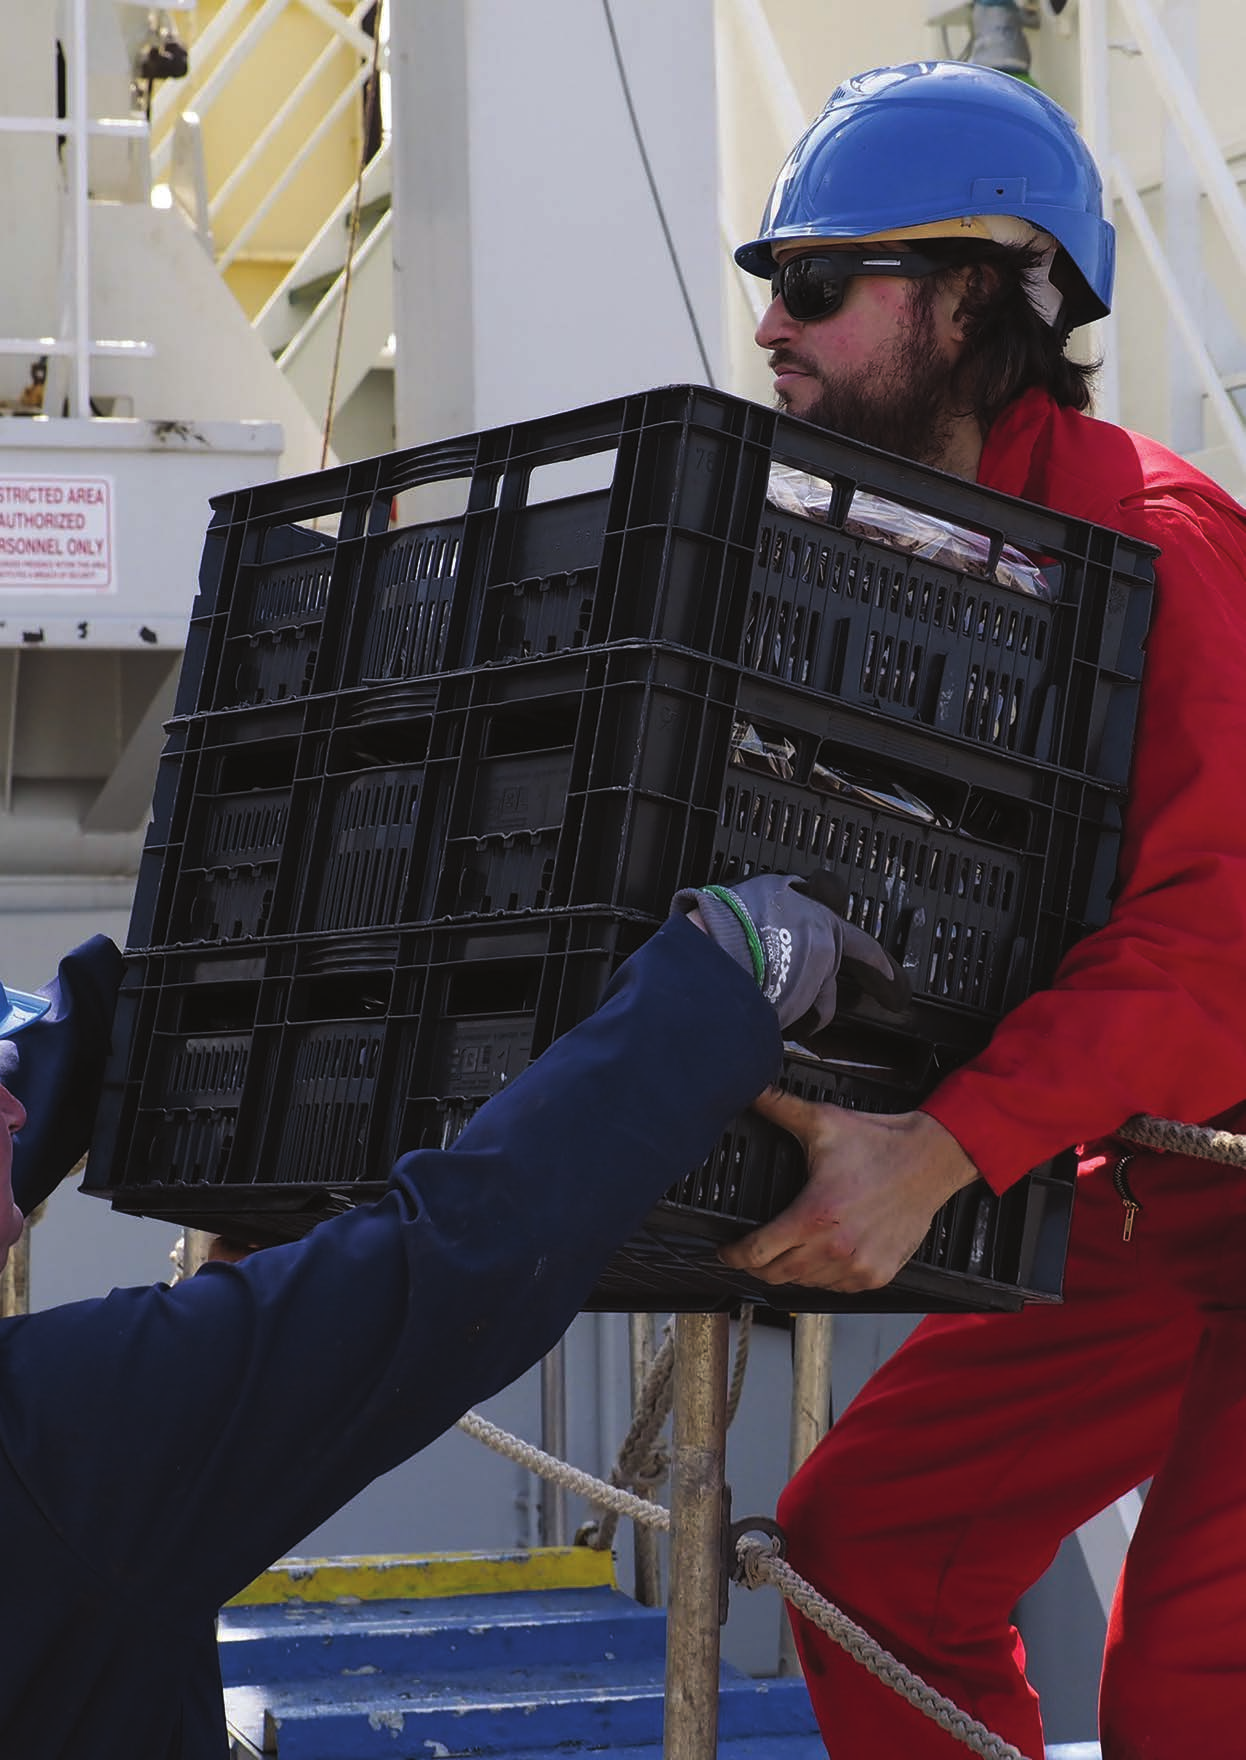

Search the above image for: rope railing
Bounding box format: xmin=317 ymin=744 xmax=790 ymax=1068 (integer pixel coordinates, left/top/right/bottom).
xmin=455 ymin=1404 xmax=1030 ymax=1760
xmin=459 ymin=1114 xmax=1246 ymax=1759
xmin=1116 ymin=1112 xmax=1246 ymax=1166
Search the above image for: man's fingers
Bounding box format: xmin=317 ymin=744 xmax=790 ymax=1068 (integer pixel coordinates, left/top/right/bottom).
xmin=719 ymin=1181 xmax=849 ymax=1278
xmin=719 ymin=1227 xmax=869 ymax=1291
xmin=749 ymin=1084 xmax=826 ymax=1138
xmin=839 ymin=923 xmax=911 ymax=1015
xmin=720 ymin=1224 xmax=898 ymax=1293
xmin=718 ymin=1217 xmax=811 ymax=1276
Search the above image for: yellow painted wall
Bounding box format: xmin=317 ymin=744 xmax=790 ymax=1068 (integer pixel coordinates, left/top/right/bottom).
xmin=156 ymin=0 xmax=370 ymax=317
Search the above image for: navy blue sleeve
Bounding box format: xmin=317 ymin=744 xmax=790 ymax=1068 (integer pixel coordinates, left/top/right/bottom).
xmin=0 ymin=917 xmax=780 ymax=1615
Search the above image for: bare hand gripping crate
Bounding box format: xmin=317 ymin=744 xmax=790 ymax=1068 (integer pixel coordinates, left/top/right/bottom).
xmin=87 ymin=386 xmax=1156 ymax=1315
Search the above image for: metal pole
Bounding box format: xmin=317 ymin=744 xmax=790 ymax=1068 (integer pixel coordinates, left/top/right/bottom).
xmin=539 ymin=1339 xmax=568 ymax=1546
xmin=778 ymin=1313 xmax=833 ymax=1675
xmin=181 ymin=1229 xmax=214 ymax=1280
xmin=1076 ymin=0 xmax=1120 ymax=424
xmin=629 ymin=1311 xmax=664 ymax=1605
xmin=664 ymin=1311 xmax=729 ymax=1760
xmin=70 ymin=0 xmax=92 ymax=418
xmin=0 ymin=1225 xmax=31 ymax=1318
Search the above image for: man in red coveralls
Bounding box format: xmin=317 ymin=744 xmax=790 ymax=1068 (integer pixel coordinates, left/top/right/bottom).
xmin=728 ymin=60 xmax=1246 ymax=1760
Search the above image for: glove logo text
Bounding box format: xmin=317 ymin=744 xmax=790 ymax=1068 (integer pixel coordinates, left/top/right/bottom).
xmin=761 ymin=926 xmax=793 ymax=1004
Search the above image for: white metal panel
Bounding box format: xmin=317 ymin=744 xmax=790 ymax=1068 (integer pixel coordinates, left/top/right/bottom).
xmin=391 ymin=0 xmax=721 ymax=447
xmin=0 ymin=415 xmax=281 ymax=646
xmin=89 ymin=201 xmax=329 ymax=475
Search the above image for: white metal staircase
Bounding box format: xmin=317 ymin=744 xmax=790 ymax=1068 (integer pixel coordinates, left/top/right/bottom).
xmin=151 ymin=0 xmax=395 ymax=451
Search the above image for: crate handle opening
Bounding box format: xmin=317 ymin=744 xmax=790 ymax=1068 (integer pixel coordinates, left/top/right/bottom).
xmin=519 ymin=449 xmax=619 ymax=508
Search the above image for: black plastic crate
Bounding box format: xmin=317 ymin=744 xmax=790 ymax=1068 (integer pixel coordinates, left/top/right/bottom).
xmin=86 ymin=929 xmax=1069 ymax=1313
xmin=183 ymin=386 xmax=1154 ymax=785
xmin=88 ymin=916 xmax=652 ymax=1205
xmin=177 ymin=521 xmax=341 ymax=716
xmin=131 ymin=642 xmax=1125 ymax=1051
xmin=585 ymin=1048 xmax=1074 ymax=1313
xmin=419 ymin=645 xmax=1122 ymax=1048
xmin=128 ymin=700 xmax=328 ymax=950
xmin=131 ymin=683 xmax=471 ymax=951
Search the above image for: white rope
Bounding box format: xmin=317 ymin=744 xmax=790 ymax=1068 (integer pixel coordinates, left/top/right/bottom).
xmin=456 ymin=1410 xmax=671 ymax=1533
xmin=583 ymin=1308 xmax=755 ymax=1553
xmin=456 ymin=1407 xmax=1032 ymax=1759
xmin=736 ymin=1539 xmax=1029 ymax=1760
xmin=1118 ymin=1113 xmax=1246 ymax=1167
xmin=583 ymin=1321 xmax=676 ymax=1553
xmin=725 ymin=1304 xmax=753 ymax=1426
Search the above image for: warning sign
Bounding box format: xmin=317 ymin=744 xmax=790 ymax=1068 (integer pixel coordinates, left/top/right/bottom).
xmin=0 ymin=476 xmax=115 ymax=591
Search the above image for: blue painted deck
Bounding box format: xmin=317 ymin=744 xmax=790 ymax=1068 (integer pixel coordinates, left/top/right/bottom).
xmin=220 ymin=1579 xmax=1102 ymax=1758
xmin=221 ymin=1582 xmax=824 ymax=1757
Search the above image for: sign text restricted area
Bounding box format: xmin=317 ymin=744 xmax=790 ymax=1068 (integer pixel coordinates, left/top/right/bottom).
xmin=0 ymin=476 xmax=115 ymax=590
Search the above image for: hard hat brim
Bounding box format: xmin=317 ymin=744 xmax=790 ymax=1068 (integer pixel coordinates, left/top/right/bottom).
xmin=0 ymin=989 xmax=50 ymax=1040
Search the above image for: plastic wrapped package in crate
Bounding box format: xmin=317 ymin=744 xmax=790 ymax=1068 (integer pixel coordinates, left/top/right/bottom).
xmin=420 ymin=644 xmax=1124 ymax=1055
xmin=86 ymin=920 xmax=1068 ymax=1312
xmin=181 ymin=386 xmax=1153 ymax=787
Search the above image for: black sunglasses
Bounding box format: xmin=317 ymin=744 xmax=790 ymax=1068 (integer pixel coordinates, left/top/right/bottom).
xmin=770 ymin=249 xmax=946 ymax=322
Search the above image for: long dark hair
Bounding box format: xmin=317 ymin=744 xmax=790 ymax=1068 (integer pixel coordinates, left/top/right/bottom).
xmin=911 ymin=239 xmax=1098 ymax=429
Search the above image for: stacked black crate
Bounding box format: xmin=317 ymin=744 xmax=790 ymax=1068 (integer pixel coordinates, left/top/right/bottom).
xmin=86 ymin=386 xmax=1156 ymax=1314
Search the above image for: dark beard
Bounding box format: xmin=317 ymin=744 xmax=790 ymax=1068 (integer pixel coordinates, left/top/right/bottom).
xmin=773 ymin=300 xmax=959 ymax=468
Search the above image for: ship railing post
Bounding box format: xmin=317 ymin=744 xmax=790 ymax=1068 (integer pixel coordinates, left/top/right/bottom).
xmin=663 ymin=1310 xmax=729 ymax=1760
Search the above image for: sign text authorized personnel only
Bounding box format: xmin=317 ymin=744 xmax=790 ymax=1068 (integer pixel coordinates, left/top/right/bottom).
xmin=0 ymin=476 xmax=115 ymax=591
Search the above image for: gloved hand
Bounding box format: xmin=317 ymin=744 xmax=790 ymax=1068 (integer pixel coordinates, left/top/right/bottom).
xmin=671 ymin=870 xmax=909 ymax=1040
xmin=0 ymin=935 xmax=124 ymax=1213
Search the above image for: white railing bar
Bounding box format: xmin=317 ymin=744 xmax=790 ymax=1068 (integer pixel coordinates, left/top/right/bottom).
xmin=254 ymin=138 xmax=390 ymax=329
xmin=152 ymin=0 xmax=255 ymax=132
xmin=295 ymin=0 xmax=374 ymax=60
xmin=0 ymin=116 xmax=147 ymax=138
xmin=721 ymin=211 xmax=766 ymax=325
xmin=70 ymin=0 xmax=90 ymax=418
xmin=1112 ymin=155 xmax=1246 ymax=480
xmin=1077 ymin=0 xmax=1120 ymax=425
xmin=218 ymin=68 xmax=377 ymax=271
xmin=208 ymin=0 xmax=375 ymax=222
xmin=1075 ymin=1491 xmax=1143 ymax=1623
xmin=729 ymin=0 xmax=808 ymax=148
xmin=276 ymin=205 xmax=392 ymax=368
xmin=0 ymin=339 xmax=154 ymax=358
xmin=1117 ymin=0 xmax=1246 ymax=283
xmin=151 ymin=0 xmax=294 ymax=181
xmin=150 ymin=0 xmax=372 ymax=142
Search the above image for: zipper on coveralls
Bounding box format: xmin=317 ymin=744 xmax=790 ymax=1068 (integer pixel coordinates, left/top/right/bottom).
xmin=1111 ymin=1155 xmax=1142 ymax=1241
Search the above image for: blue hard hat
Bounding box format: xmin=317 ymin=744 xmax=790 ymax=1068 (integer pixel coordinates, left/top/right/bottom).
xmin=735 ymin=61 xmax=1114 ymax=328
xmin=0 ymin=982 xmax=50 ymax=1040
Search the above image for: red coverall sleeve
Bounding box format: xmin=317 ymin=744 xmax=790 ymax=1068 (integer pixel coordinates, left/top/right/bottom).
xmin=923 ymin=490 xmax=1246 ymax=1191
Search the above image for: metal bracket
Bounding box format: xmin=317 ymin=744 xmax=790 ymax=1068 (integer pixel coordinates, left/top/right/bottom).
xmin=718 ymin=1486 xmax=787 ymax=1624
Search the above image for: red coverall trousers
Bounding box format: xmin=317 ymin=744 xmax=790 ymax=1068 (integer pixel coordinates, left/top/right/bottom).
xmin=778 ymin=1145 xmax=1246 ymax=1760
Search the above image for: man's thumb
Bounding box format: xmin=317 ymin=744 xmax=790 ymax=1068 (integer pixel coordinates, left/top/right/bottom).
xmin=750 ymin=1085 xmax=821 ymax=1140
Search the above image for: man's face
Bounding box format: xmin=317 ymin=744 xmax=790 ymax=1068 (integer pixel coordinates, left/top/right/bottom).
xmin=755 ymin=252 xmax=966 ymax=466
xmin=0 ymin=1084 xmax=28 ymax=1274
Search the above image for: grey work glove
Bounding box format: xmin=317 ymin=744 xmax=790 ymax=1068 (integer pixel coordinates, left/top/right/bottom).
xmin=670 ymin=869 xmax=909 ymax=1041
